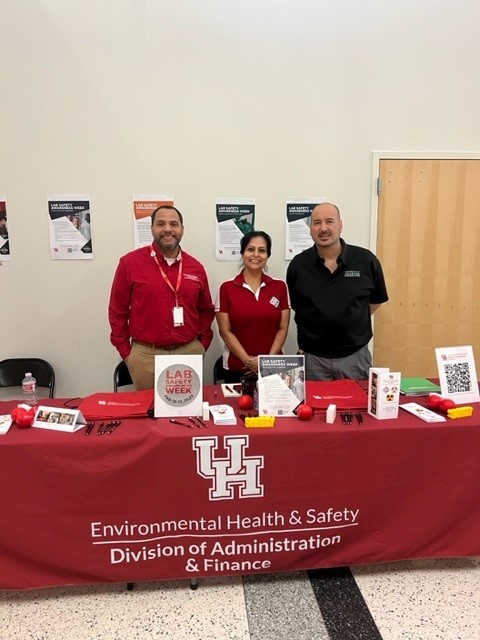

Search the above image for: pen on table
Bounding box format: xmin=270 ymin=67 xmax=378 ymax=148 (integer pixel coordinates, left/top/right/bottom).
xmin=107 ymin=421 xmax=121 ymax=434
xmin=169 ymin=419 xmax=193 ymax=428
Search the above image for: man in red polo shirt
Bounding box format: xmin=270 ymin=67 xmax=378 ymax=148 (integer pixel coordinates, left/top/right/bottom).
xmin=108 ymin=205 xmax=215 ymax=390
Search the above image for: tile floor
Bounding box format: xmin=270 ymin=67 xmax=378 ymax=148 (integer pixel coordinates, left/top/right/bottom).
xmin=1 ymin=557 xmax=479 ymax=640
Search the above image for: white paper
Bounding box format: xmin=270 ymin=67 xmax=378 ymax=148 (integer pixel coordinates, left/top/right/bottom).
xmin=258 ymin=355 xmax=305 ymax=417
xmin=400 ymin=402 xmax=447 ymax=423
xmin=285 ymin=197 xmax=325 ymax=260
xmin=209 ymin=404 xmax=237 ymax=425
xmin=215 ymin=198 xmax=255 ymax=261
xmin=367 ymin=368 xmax=401 ymax=420
xmin=221 ymin=383 xmax=242 ymax=398
xmin=0 ymin=414 xmax=13 ymax=435
xmin=47 ymin=194 xmax=93 ymax=260
xmin=435 ymin=345 xmax=480 ymax=404
xmin=133 ymin=194 xmax=174 ymax=249
xmin=0 ymin=197 xmax=10 ymax=261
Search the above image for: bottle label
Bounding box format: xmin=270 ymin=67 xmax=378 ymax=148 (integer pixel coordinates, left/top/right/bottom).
xmin=23 ymin=382 xmax=36 ymax=393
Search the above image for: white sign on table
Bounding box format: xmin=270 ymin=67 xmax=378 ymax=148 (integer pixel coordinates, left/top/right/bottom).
xmin=435 ymin=345 xmax=480 ymax=404
xmin=33 ymin=406 xmax=86 ymax=433
xmin=154 ymin=355 xmax=203 ymax=417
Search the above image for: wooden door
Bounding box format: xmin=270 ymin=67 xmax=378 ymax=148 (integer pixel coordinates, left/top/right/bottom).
xmin=373 ymin=158 xmax=480 ymax=376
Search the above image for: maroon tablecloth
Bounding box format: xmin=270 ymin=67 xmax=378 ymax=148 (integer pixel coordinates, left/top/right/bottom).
xmin=1 ymin=388 xmax=479 ymax=590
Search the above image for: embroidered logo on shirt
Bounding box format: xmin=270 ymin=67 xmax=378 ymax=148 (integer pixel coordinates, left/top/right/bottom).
xmin=344 ymin=271 xmax=360 ymax=277
xmin=184 ymin=274 xmax=201 ymax=282
xmin=270 ymin=296 xmax=280 ymax=307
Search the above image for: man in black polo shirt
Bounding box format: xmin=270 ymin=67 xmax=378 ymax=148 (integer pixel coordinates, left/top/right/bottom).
xmin=286 ymin=202 xmax=388 ymax=380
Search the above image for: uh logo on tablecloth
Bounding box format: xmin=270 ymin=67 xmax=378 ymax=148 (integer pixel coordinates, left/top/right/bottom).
xmin=153 ymin=355 xmax=265 ymax=501
xmin=193 ymin=435 xmax=264 ymax=501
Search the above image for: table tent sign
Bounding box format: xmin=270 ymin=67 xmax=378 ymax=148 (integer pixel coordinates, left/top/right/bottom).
xmin=33 ymin=406 xmax=87 ymax=433
xmin=154 ymin=355 xmax=203 ymax=418
xmin=435 ymin=345 xmax=480 ymax=405
xmin=367 ymin=368 xmax=401 ymax=420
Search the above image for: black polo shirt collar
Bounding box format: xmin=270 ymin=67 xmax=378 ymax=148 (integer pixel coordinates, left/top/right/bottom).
xmin=311 ymin=238 xmax=349 ymax=268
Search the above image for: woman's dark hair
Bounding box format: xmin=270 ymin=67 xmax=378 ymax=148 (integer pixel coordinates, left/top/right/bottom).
xmin=240 ymin=231 xmax=272 ymax=257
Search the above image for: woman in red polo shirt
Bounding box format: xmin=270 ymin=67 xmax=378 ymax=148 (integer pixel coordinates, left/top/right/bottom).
xmin=215 ymin=231 xmax=291 ymax=383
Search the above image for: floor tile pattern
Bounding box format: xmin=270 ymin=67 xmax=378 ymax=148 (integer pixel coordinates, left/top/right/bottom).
xmin=1 ymin=558 xmax=479 ymax=640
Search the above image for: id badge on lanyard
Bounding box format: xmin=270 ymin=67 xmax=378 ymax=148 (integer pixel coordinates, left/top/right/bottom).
xmin=173 ymin=306 xmax=184 ymax=327
xmin=151 ymin=245 xmax=185 ymax=326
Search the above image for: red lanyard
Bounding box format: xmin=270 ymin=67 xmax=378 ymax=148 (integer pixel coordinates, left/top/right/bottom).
xmin=150 ymin=244 xmax=183 ymax=306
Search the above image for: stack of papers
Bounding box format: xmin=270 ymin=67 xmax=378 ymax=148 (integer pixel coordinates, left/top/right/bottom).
xmin=400 ymin=378 xmax=441 ymax=396
xmin=209 ymin=404 xmax=237 ymax=425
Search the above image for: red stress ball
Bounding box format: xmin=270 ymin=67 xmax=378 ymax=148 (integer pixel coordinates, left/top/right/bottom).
xmin=426 ymin=394 xmax=443 ymax=410
xmin=297 ymin=404 xmax=314 ymax=421
xmin=238 ymin=394 xmax=254 ymax=411
xmin=11 ymin=406 xmax=35 ymax=428
xmin=439 ymin=398 xmax=456 ymax=413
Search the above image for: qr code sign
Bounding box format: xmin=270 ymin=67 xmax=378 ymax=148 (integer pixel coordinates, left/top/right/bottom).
xmin=444 ymin=362 xmax=472 ymax=393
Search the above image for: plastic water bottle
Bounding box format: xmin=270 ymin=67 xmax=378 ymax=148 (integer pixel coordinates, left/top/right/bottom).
xmin=22 ymin=372 xmax=37 ymax=406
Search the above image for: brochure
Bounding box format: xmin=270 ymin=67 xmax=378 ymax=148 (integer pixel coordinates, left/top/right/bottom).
xmin=400 ymin=402 xmax=447 ymax=423
xmin=258 ymin=355 xmax=305 ymax=417
xmin=435 ymin=345 xmax=480 ymax=404
xmin=367 ymin=368 xmax=401 ymax=420
xmin=400 ymin=378 xmax=441 ymax=396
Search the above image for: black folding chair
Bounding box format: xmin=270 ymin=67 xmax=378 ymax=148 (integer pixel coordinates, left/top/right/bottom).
xmin=0 ymin=358 xmax=55 ymax=398
xmin=213 ymin=356 xmax=226 ymax=384
xmin=113 ymin=361 xmax=133 ymax=392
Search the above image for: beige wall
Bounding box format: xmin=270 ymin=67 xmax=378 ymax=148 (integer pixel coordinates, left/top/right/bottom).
xmin=2 ymin=1 xmax=480 ymax=396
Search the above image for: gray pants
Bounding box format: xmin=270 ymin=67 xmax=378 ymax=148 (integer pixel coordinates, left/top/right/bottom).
xmin=305 ymin=345 xmax=372 ymax=381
